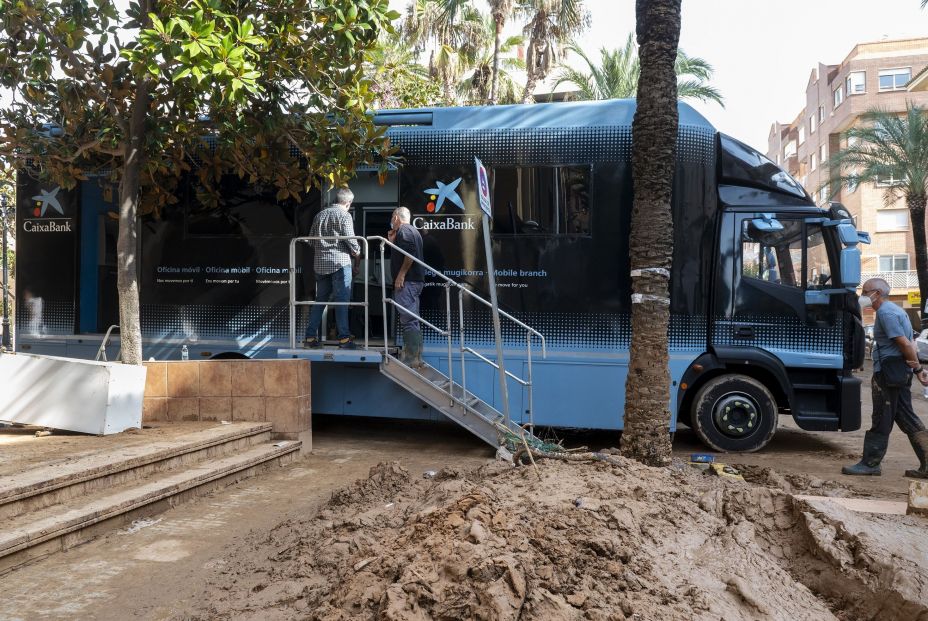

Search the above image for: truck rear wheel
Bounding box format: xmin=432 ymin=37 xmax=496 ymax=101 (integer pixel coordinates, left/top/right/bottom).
xmin=692 ymin=374 xmax=777 ymax=452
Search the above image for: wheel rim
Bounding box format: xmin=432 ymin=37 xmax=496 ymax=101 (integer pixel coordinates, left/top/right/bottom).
xmin=711 ymin=392 xmax=760 ymax=438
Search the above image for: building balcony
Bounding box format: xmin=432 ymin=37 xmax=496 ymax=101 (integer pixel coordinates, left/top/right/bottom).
xmin=861 ymin=270 xmax=919 ymax=291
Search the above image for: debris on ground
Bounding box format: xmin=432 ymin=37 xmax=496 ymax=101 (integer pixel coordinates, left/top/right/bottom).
xmin=187 ymin=458 xmax=928 ymax=621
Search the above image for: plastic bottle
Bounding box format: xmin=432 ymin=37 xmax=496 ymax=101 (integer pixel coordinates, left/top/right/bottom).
xmin=181 ymin=344 xmax=189 ymax=361
xmin=922 ymin=385 xmax=928 ymax=400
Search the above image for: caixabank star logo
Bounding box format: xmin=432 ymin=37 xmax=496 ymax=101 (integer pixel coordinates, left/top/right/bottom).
xmin=23 ymin=186 xmax=73 ymax=233
xmin=414 ymin=177 xmax=477 ymax=231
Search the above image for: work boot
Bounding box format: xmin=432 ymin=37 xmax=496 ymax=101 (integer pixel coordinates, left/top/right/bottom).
xmin=401 ymin=328 xmax=423 ymax=368
xmin=904 ymin=430 xmax=928 ymax=479
xmin=842 ymin=431 xmax=888 ymax=476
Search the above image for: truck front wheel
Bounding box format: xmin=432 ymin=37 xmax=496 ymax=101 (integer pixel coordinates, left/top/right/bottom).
xmin=692 ymin=374 xmax=777 ymax=452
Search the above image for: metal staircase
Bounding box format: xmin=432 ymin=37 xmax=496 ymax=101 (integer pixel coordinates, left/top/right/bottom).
xmin=285 ymin=234 xmax=547 ymax=448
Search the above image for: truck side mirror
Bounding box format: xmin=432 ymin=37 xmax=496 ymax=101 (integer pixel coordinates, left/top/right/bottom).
xmin=751 ymin=214 xmax=784 ymax=232
xmin=840 ymin=247 xmax=861 ymax=288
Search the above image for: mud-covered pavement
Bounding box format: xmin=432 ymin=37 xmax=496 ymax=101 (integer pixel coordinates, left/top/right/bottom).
xmin=0 ymin=364 xmax=926 ymax=620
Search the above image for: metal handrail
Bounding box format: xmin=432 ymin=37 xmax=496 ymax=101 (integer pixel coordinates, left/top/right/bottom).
xmin=288 ymin=236 xmax=369 ymax=349
xmin=285 ymin=232 xmax=546 ymax=429
xmin=366 ymin=235 xmax=546 ymax=429
xmin=365 ymin=236 xmax=547 ymax=354
xmin=95 ymin=324 xmax=120 ymax=362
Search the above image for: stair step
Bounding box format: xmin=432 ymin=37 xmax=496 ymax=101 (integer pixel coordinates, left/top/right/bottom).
xmin=0 ymin=423 xmax=273 ymax=522
xmin=0 ymin=440 xmax=300 ymax=575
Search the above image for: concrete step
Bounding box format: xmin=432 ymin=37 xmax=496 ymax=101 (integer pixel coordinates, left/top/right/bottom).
xmin=0 ymin=440 xmax=301 ymax=575
xmin=0 ymin=423 xmax=273 ymax=522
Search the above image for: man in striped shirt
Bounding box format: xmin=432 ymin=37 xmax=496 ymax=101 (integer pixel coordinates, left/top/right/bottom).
xmin=304 ymin=187 xmax=360 ymax=349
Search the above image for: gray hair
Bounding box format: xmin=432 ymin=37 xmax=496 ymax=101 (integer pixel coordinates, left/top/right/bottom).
xmin=332 ymin=186 xmax=354 ymax=207
xmin=864 ymin=277 xmax=891 ymax=297
xmin=393 ymin=206 xmax=411 ymax=223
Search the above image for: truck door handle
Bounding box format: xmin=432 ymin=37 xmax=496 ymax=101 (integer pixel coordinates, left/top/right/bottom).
xmin=734 ymin=326 xmax=754 ymax=339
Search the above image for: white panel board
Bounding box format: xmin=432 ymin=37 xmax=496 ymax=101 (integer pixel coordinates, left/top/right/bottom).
xmin=0 ymin=353 xmax=146 ymax=435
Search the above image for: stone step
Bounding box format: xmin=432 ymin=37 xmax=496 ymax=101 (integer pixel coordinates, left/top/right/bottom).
xmin=0 ymin=422 xmax=273 ymax=522
xmin=0 ymin=440 xmax=301 ymax=575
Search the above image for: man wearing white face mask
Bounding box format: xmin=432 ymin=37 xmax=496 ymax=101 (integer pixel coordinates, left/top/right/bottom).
xmin=844 ymin=278 xmax=928 ymax=478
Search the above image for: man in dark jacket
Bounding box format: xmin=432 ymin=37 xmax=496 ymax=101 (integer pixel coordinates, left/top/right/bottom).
xmin=387 ymin=207 xmax=425 ymax=368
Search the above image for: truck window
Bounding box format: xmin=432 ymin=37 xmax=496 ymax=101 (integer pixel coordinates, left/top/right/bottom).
xmin=491 ymin=166 xmax=591 ymax=237
xmin=741 ymin=220 xmax=832 ymax=289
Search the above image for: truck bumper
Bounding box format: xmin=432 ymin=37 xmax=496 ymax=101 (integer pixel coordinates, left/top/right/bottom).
xmin=838 ymin=374 xmax=862 ymax=432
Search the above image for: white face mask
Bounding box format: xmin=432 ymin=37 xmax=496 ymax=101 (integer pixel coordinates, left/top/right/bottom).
xmin=859 ymin=294 xmax=873 ymax=309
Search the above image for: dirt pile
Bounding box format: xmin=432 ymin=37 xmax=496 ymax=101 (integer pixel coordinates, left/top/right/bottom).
xmin=188 ymin=459 xmax=928 ymax=621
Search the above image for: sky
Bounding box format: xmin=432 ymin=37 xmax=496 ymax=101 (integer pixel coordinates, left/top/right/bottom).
xmin=392 ymin=0 xmax=928 ymax=151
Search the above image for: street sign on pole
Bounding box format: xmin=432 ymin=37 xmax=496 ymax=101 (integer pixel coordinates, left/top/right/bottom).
xmin=474 ymin=157 xmax=511 ymax=429
xmin=475 ymin=156 xmax=493 ymax=218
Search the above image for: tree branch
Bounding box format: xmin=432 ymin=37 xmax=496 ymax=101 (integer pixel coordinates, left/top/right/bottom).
xmin=20 ymin=0 xmax=128 ymax=134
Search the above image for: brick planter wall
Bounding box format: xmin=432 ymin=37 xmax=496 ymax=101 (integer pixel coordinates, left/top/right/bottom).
xmin=142 ymin=360 xmax=311 ymax=448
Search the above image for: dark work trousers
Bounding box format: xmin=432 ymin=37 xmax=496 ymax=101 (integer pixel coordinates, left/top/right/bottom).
xmin=394 ymin=281 xmax=424 ymax=331
xmin=871 ymin=372 xmax=927 ymax=444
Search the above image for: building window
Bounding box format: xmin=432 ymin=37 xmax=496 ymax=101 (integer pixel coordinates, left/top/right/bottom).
xmin=846 ymin=71 xmax=866 ymax=95
xmin=878 ymin=254 xmax=910 ymax=272
xmin=818 ymin=105 xmax=825 ymax=123
xmin=784 ymin=140 xmax=797 ymax=158
xmin=819 ymin=185 xmax=829 ymax=203
xmin=819 ymin=144 xmax=827 ymax=162
xmin=879 ymin=67 xmax=911 ymax=91
xmin=875 ymin=209 xmax=909 ymax=231
xmin=798 ymin=126 xmax=806 ymax=145
xmin=876 ymin=172 xmax=904 ymax=187
xmin=810 ymin=153 xmax=817 ymax=171
xmin=834 ymin=85 xmax=844 ymax=108
xmin=809 ymin=114 xmax=816 ymax=134
xmin=847 ymin=175 xmax=859 ymax=193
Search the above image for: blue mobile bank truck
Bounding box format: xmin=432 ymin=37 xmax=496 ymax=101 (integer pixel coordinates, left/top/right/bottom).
xmin=14 ymin=100 xmax=868 ymax=452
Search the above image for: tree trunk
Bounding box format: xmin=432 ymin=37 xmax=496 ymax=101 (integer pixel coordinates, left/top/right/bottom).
xmin=490 ymin=18 xmax=502 ymax=104
xmin=909 ymin=194 xmax=928 ymax=328
xmin=620 ymin=0 xmax=681 ymax=466
xmin=522 ymin=66 xmax=538 ymax=104
xmin=116 ymin=79 xmax=149 ymax=365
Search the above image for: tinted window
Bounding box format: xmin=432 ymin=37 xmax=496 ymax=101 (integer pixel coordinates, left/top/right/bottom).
xmin=720 ymin=134 xmax=810 ymax=200
xmin=185 ymin=175 xmax=302 ymax=238
xmin=491 ymin=166 xmax=591 ymax=236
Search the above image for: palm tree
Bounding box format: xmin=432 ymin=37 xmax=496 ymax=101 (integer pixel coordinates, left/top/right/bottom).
xmin=516 ymin=0 xmax=590 ymax=104
xmin=825 ymin=105 xmax=928 ymax=321
xmin=365 ymin=34 xmax=441 ymax=110
xmin=459 ymin=17 xmax=525 ymax=105
xmin=620 ymin=0 xmax=681 ymax=466
xmin=552 ymin=34 xmax=723 ymax=105
xmin=488 ymin=0 xmax=516 ymax=104
xmin=403 ymin=0 xmax=485 ymax=105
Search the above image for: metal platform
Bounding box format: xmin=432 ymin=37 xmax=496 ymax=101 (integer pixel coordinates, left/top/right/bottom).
xmin=287 ymin=234 xmax=547 ymax=449
xmin=277 ymin=347 xmax=385 ymax=364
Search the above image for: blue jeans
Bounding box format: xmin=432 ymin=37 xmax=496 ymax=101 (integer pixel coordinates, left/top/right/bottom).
xmin=305 ymin=266 xmax=352 ymax=340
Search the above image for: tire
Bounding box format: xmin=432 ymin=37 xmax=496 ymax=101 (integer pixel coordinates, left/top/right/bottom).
xmin=691 ymin=374 xmax=777 ymax=452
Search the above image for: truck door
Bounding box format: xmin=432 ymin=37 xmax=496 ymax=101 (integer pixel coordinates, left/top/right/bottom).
xmin=716 ymin=212 xmax=842 ymax=369
xmin=355 ymin=205 xmax=397 ymax=341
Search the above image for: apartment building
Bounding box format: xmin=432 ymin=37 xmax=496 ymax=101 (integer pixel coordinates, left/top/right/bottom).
xmin=767 ymin=38 xmax=928 ymax=307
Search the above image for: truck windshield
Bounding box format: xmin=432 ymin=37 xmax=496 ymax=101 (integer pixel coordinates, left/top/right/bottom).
xmin=720 ymin=134 xmax=810 ymax=201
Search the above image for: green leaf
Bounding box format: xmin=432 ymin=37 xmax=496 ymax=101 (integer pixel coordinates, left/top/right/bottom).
xmin=172 ymin=67 xmax=192 ymax=81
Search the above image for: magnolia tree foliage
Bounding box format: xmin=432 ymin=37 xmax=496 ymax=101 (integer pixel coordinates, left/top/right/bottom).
xmin=0 ymin=0 xmax=399 ymax=364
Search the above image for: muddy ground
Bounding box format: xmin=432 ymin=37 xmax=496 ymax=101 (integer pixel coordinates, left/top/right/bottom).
xmin=0 ymin=363 xmax=926 ymax=620
xmin=185 ymin=458 xmax=927 ymax=621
